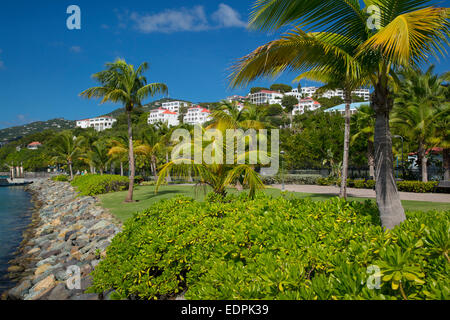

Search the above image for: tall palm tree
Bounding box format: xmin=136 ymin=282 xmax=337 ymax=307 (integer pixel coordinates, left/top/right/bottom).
xmin=80 ymin=58 xmax=168 ymax=202
xmin=51 ymin=131 xmax=85 ymax=179
xmin=392 ymin=66 xmax=449 ymax=182
xmin=351 ymin=105 xmax=376 ymax=178
xmin=229 ymin=0 xmax=448 ymax=229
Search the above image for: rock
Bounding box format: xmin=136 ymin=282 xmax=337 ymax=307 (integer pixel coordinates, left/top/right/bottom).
xmin=8 ymin=280 xmax=32 ymax=300
xmin=91 ymin=221 xmax=110 ymax=231
xmin=70 ymin=293 xmax=98 ymax=300
xmin=27 ymin=247 xmax=40 ymax=255
xmin=26 ymin=274 xmax=56 ymax=300
xmin=7 ymin=265 xmax=25 ymax=273
xmin=35 ymin=264 xmax=52 ymax=275
xmin=36 ymin=256 xmax=57 ymax=267
xmin=47 ymin=283 xmax=72 ymax=300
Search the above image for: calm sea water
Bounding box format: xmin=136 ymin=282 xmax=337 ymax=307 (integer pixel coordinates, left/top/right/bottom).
xmin=0 ymin=187 xmax=33 ymax=293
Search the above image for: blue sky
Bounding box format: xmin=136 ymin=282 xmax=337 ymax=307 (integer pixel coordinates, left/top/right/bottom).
xmin=0 ymin=0 xmax=448 ymax=128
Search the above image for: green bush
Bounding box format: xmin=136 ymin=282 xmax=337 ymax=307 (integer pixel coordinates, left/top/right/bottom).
xmin=262 ymin=174 xmax=322 ymax=185
xmin=396 ymin=181 xmax=439 ymax=193
xmin=51 ymin=175 xmax=69 ymax=182
xmin=88 ymin=195 xmax=449 ymax=300
xmin=71 ymin=174 xmax=129 ymax=196
xmin=134 ymin=175 xmax=145 ymax=184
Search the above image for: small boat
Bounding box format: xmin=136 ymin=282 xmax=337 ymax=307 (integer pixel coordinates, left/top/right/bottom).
xmin=0 ymin=177 xmax=33 ymax=187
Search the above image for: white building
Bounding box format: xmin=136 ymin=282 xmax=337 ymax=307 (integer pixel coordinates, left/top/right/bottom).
xmin=76 ymin=116 xmax=117 ymax=131
xmin=183 ymin=106 xmax=211 ymax=125
xmin=297 ymin=87 xmax=370 ymax=101
xmin=148 ymin=108 xmax=179 ymax=127
xmin=325 ymin=102 xmax=369 ymax=116
xmin=226 ymin=95 xmax=247 ymax=103
xmin=292 ymin=98 xmax=322 ymax=115
xmin=249 ymin=90 xmax=284 ymax=105
xmin=161 ymin=101 xmax=189 ymax=113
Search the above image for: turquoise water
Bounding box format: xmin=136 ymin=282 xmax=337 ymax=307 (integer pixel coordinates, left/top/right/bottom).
xmin=0 ymin=187 xmax=33 ymax=293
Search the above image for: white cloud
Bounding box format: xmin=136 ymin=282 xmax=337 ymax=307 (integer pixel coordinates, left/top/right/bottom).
xmin=212 ymin=4 xmax=247 ymax=28
xmin=130 ymin=6 xmax=209 ymax=33
xmin=69 ymin=46 xmax=82 ymax=53
xmin=128 ymin=4 xmax=246 ymax=34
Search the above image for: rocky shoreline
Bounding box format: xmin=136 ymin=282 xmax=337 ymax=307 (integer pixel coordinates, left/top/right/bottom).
xmin=1 ymin=179 xmax=122 ymax=300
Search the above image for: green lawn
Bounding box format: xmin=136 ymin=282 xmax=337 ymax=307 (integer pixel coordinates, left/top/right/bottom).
xmin=97 ymin=185 xmax=450 ymax=222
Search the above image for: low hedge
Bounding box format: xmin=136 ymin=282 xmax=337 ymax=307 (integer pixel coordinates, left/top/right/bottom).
xmin=88 ymin=194 xmax=449 ymax=300
xmin=71 ymin=174 xmax=129 ymax=196
xmin=51 ymin=175 xmax=69 ymax=182
xmin=317 ymin=178 xmax=440 ymax=193
xmin=262 ymin=174 xmax=322 ymax=185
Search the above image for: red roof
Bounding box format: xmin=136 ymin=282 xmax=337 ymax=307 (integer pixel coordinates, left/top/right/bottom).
xmin=163 ymin=110 xmax=177 ymax=115
xmin=28 ymin=142 xmax=42 ymax=146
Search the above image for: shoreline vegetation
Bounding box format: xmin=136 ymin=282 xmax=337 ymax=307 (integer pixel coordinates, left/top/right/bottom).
xmin=1 ymin=180 xmax=121 ymax=300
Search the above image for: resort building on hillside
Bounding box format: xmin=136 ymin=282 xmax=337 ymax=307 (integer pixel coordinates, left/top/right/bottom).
xmin=27 ymin=141 xmax=42 ymax=150
xmin=76 ymin=116 xmax=117 ymax=132
xmin=161 ymin=101 xmax=189 ymax=113
xmin=183 ymin=106 xmax=211 ymax=125
xmin=226 ymin=95 xmax=247 ymax=103
xmin=325 ymin=102 xmax=369 ymax=115
xmin=249 ymin=90 xmax=284 ymax=105
xmin=293 ymin=87 xmax=370 ymax=101
xmin=148 ymin=108 xmax=180 ymax=127
xmin=292 ymin=98 xmax=321 ymax=115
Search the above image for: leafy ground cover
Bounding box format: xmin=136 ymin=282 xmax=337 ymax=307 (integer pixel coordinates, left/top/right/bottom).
xmin=89 ymin=194 xmax=450 ymax=300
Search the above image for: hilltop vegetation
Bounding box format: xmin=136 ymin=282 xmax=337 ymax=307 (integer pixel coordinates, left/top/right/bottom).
xmin=0 ymin=118 xmax=75 ymax=142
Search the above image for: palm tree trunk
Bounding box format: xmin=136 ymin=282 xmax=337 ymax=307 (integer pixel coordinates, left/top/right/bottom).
xmin=372 ymin=84 xmax=406 ymax=229
xmin=443 ymin=148 xmax=450 ymax=181
xmin=125 ymin=109 xmax=135 ymax=202
xmin=165 ymin=152 xmax=172 ymax=183
xmin=340 ymin=93 xmax=351 ymax=199
xmin=368 ymin=141 xmax=375 ymax=179
xmin=68 ymin=161 xmax=74 ymax=180
xmin=418 ymin=143 xmax=428 ymax=182
xmin=120 ymin=161 xmax=124 ymax=176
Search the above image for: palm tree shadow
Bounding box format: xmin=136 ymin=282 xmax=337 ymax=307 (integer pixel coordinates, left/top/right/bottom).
xmin=139 ymin=190 xmax=185 ymax=201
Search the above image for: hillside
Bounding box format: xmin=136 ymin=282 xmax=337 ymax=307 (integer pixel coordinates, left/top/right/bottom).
xmin=0 ymin=118 xmax=75 ymax=142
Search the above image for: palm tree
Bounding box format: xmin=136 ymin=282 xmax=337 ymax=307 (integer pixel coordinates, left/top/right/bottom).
xmin=229 ymin=0 xmax=448 ymax=229
xmin=392 ymin=66 xmax=449 ymax=182
xmin=156 ymin=121 xmax=266 ymax=198
xmin=81 ymin=141 xmax=110 ymax=175
xmin=79 ymin=129 xmax=100 ymax=173
xmin=51 ymin=131 xmax=85 ymax=179
xmin=80 ymin=58 xmax=168 ymax=202
xmin=351 ymin=105 xmax=375 ymax=178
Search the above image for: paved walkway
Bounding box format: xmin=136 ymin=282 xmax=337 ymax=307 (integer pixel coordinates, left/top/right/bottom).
xmin=271 ymin=184 xmax=450 ymax=203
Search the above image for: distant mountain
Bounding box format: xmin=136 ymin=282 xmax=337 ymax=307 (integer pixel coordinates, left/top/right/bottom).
xmin=102 ymin=98 xmax=193 ymax=117
xmin=0 ymin=118 xmax=75 ymax=142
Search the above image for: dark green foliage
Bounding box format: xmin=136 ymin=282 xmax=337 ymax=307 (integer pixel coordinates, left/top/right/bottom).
xmin=0 ymin=119 xmax=75 ymax=142
xmin=71 ymin=174 xmax=129 ymax=196
xmin=250 ymin=87 xmax=270 ymax=94
xmin=270 ymin=83 xmax=293 ymax=93
xmin=317 ymin=178 xmax=439 ymax=193
xmin=88 ymin=195 xmax=449 ymax=300
xmin=262 ymin=174 xmax=322 ymax=185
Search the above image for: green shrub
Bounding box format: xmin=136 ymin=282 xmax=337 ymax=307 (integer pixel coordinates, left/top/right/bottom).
xmin=396 ymin=181 xmax=438 ymax=193
xmin=134 ymin=175 xmax=145 ymax=184
xmin=88 ymin=195 xmax=449 ymax=300
xmin=262 ymin=174 xmax=322 ymax=185
xmin=71 ymin=174 xmax=129 ymax=196
xmin=51 ymin=175 xmax=69 ymax=182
